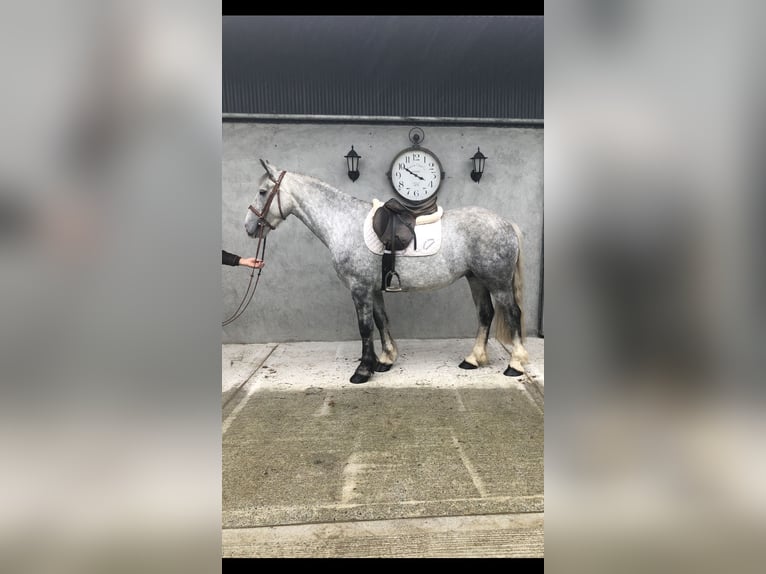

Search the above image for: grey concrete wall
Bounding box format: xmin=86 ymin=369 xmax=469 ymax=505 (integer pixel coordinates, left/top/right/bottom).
xmin=223 ymin=122 xmax=543 ymax=343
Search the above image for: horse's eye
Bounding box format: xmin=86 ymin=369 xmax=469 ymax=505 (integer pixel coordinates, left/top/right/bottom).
xmin=259 ymin=190 xmax=267 ymax=196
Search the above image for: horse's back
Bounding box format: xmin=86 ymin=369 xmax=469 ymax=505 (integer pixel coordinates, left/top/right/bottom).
xmin=442 ymin=206 xmax=519 ymax=249
xmin=440 ymin=206 xmax=520 ymax=284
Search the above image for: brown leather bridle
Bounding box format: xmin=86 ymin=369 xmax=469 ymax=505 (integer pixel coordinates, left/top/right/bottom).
xmin=248 ymin=170 xmax=287 ymax=230
xmin=222 ymin=170 xmax=287 ymax=327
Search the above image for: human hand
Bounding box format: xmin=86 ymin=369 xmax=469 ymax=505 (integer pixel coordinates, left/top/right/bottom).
xmin=239 ymin=257 xmax=264 ymax=269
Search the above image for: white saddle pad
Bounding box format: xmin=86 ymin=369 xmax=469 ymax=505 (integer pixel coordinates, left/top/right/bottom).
xmin=363 ymin=199 xmax=443 ymax=256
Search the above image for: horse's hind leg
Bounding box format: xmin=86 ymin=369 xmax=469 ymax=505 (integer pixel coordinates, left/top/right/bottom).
xmin=372 ymin=290 xmax=397 ymax=372
xmin=494 ymin=288 xmax=529 ymax=376
xmin=459 ymin=276 xmax=494 ymax=369
xmin=349 ymin=287 xmax=377 ymax=384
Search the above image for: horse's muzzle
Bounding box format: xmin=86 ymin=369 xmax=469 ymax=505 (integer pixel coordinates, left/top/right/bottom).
xmin=247 ymin=219 xmax=271 ymax=239
xmin=244 ymin=218 xmax=259 ymax=237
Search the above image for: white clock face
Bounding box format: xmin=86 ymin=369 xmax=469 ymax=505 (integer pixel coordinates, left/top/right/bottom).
xmin=389 ymin=148 xmax=443 ymax=202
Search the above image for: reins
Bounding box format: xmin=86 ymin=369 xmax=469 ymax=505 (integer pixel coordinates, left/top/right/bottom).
xmin=221 ymin=229 xmax=267 ymax=327
xmin=222 ymin=170 xmax=286 ymax=326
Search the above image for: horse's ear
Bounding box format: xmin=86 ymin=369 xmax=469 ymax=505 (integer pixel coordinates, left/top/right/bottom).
xmin=260 ymin=159 xmax=279 ymax=181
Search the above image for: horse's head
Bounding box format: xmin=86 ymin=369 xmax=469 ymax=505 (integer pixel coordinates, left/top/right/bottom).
xmin=244 ymin=159 xmax=288 ymax=238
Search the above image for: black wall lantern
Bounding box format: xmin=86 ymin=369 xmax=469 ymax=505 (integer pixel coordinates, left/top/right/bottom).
xmin=470 ymin=147 xmax=487 ymax=183
xmin=345 ymin=146 xmax=361 ymax=182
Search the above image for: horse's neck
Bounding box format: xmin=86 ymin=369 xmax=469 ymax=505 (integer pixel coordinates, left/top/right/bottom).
xmin=289 ymin=175 xmax=367 ymax=250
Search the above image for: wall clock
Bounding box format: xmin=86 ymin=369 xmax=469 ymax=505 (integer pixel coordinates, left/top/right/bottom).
xmin=387 ymin=128 xmax=445 ymax=205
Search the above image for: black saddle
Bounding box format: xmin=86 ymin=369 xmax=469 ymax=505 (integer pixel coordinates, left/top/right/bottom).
xmin=372 ymin=199 xmax=419 ymax=292
xmin=373 ymin=199 xmax=417 ymax=251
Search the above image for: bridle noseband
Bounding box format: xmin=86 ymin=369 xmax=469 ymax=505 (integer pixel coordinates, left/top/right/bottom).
xmin=248 ymin=170 xmax=287 ymax=230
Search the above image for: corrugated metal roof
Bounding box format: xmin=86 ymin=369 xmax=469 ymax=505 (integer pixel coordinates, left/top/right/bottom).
xmin=223 ymin=16 xmax=543 ymax=120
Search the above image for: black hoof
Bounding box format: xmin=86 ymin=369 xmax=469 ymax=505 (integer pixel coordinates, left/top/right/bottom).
xmin=503 ymin=366 xmax=524 ymax=377
xmin=350 ymin=372 xmax=371 ymax=384
xmin=375 ymin=362 xmax=393 ymax=372
xmin=459 ymin=360 xmax=478 ymax=370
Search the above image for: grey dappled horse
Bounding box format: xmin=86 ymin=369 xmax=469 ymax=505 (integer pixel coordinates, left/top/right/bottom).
xmin=244 ymin=160 xmax=529 ymax=384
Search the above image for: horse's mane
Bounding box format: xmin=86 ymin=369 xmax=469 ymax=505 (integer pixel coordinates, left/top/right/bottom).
xmin=290 ymin=171 xmax=370 ymax=208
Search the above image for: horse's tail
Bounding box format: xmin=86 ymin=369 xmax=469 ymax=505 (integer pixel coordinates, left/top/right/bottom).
xmin=495 ymin=222 xmax=525 ymax=344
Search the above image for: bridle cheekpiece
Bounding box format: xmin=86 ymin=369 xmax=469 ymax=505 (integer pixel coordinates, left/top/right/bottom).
xmin=248 ymin=170 xmax=287 ymax=230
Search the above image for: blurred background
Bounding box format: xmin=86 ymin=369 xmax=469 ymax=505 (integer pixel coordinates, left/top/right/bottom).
xmin=545 ymin=0 xmax=766 ymax=572
xmin=0 ymin=2 xmax=221 ymax=573
xmin=1 ymin=4 xmax=765 ymax=572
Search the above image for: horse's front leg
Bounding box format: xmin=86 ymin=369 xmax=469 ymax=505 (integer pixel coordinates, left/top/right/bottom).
xmin=350 ymin=288 xmax=377 ymax=384
xmin=372 ymin=290 xmax=397 ymax=372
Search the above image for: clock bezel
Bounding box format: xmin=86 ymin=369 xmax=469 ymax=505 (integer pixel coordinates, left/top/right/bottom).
xmin=386 ymin=145 xmax=446 ymax=203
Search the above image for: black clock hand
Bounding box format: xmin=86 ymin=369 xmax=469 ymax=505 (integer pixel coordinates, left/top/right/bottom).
xmin=404 ymin=166 xmax=424 ymax=180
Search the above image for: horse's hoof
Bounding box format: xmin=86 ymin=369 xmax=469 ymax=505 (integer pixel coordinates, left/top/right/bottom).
xmin=375 ymin=362 xmax=393 ymax=372
xmin=503 ymin=366 xmax=524 ymax=377
xmin=459 ymin=360 xmax=478 ymax=370
xmin=350 ymin=372 xmax=371 ymax=384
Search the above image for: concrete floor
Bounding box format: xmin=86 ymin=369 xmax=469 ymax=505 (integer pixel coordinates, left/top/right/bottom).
xmin=222 ymin=337 xmax=544 ymax=558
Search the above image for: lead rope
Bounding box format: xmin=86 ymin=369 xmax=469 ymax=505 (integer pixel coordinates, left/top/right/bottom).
xmin=222 ymin=229 xmax=268 ymax=327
